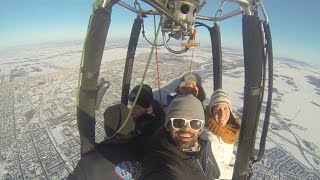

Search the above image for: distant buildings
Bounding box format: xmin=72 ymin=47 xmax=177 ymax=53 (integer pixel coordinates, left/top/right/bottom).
xmin=252 ymin=146 xmax=320 ymax=180
xmin=1 ymin=44 xmax=320 ymax=179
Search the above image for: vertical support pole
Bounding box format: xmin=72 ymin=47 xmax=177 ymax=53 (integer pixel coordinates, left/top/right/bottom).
xmin=210 ymin=23 xmax=222 ymax=90
xmin=78 ymin=7 xmax=112 ymax=155
xmin=232 ymin=15 xmax=264 ymax=179
xmin=121 ymin=17 xmax=143 ymax=105
xmin=253 ymin=21 xmax=273 ymax=163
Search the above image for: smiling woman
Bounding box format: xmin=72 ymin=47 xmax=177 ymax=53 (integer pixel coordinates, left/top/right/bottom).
xmin=201 ymin=89 xmax=241 ymax=179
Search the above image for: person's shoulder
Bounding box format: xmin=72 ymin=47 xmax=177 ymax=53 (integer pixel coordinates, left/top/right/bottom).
xmin=146 ymin=128 xmax=167 ymax=145
xmin=80 ymin=148 xmax=121 ymax=167
xmin=80 ymin=148 xmax=103 ymax=162
xmin=135 ymin=114 xmax=162 ymax=136
xmin=153 ymin=99 xmax=166 ymax=109
xmin=201 ymin=128 xmax=218 ymax=138
xmin=152 ymin=100 xmax=166 ymax=123
xmin=143 ymin=134 xmax=176 ymax=180
xmin=143 ymin=128 xmax=173 ymax=155
xmin=69 ymin=149 xmax=109 ymax=179
xmin=97 ymin=137 xmax=146 ymax=161
xmin=200 ymin=128 xmax=221 ymax=146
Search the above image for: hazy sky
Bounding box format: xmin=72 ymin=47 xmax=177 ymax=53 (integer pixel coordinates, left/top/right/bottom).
xmin=0 ymin=0 xmax=319 ymax=65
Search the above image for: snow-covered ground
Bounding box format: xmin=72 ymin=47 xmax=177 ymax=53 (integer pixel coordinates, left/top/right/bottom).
xmin=99 ymin=41 xmax=320 ymax=173
xmin=0 ymin=40 xmax=319 ymax=178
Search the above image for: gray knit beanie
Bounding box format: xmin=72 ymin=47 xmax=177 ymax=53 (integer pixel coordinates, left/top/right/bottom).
xmin=209 ymin=89 xmax=235 ymax=118
xmin=165 ymin=94 xmax=205 ymax=128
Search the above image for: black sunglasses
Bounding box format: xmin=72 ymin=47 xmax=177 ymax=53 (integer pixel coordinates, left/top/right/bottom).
xmin=170 ymin=118 xmax=204 ymax=130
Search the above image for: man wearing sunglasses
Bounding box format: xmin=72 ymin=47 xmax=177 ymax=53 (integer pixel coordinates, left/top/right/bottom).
xmin=143 ymin=94 xmax=220 ymax=180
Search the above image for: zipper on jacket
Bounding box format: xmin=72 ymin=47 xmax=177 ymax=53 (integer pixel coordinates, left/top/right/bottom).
xmin=195 ymin=158 xmax=206 ymax=175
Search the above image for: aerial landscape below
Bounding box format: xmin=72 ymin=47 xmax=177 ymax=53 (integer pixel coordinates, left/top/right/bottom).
xmin=0 ymin=41 xmax=319 ymax=179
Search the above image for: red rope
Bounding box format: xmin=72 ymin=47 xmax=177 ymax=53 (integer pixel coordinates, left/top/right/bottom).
xmin=154 ymin=15 xmax=162 ymax=101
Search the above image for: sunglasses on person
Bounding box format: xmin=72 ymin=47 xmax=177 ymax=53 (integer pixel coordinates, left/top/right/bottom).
xmin=170 ymin=118 xmax=204 ymax=130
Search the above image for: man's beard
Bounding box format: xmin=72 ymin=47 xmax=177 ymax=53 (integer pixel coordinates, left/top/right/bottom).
xmin=173 ymin=130 xmax=198 ymax=150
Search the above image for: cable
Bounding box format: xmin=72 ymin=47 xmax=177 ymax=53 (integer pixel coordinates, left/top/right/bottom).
xmin=107 ymin=0 xmax=169 ymax=140
xmin=141 ymin=15 xmax=170 ymax=46
xmin=154 ymin=15 xmax=162 ymax=102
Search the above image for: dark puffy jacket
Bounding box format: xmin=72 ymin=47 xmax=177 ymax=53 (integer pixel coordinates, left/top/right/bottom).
xmin=152 ymin=100 xmax=166 ymax=126
xmin=134 ymin=113 xmax=162 ymax=136
xmin=68 ymin=113 xmax=161 ymax=180
xmin=142 ymin=129 xmax=220 ymax=180
xmin=68 ymin=136 xmax=146 ymax=180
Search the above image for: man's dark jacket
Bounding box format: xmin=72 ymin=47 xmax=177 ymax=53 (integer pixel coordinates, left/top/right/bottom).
xmin=143 ymin=128 xmax=220 ymax=180
xmin=69 ymin=137 xmax=145 ymax=180
xmin=68 ymin=114 xmax=160 ymax=180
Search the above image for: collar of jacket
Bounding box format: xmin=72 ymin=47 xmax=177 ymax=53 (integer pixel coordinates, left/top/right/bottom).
xmin=158 ymin=130 xmax=208 ymax=168
xmin=135 ymin=114 xmax=155 ymax=129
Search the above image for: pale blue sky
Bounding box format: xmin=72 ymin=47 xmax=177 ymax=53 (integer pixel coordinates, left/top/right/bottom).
xmin=0 ymin=0 xmax=319 ymax=65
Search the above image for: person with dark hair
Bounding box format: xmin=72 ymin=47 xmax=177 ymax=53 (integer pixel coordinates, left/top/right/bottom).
xmin=201 ymin=89 xmax=241 ymax=179
xmin=128 ymin=84 xmax=165 ymax=135
xmin=142 ymin=94 xmax=220 ymax=180
xmin=69 ymin=84 xmax=163 ymax=180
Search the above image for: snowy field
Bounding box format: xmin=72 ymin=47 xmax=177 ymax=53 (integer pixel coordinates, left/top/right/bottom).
xmin=0 ymin=40 xmax=319 ymax=179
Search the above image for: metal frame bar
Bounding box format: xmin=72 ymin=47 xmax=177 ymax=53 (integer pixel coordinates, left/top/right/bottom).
xmin=78 ymin=5 xmax=113 ymax=155
xmin=142 ymin=0 xmax=187 ymax=31
xmin=232 ymin=15 xmax=264 ymax=179
xmin=115 ymin=0 xmax=267 ymax=23
xmin=117 ymin=1 xmax=159 ymax=15
xmin=121 ymin=17 xmax=143 ymax=105
xmin=252 ymin=21 xmax=273 ymax=163
xmin=210 ymin=23 xmax=223 ymax=90
xmin=258 ymin=0 xmax=269 ymax=23
xmin=224 ymin=0 xmax=250 ymax=6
